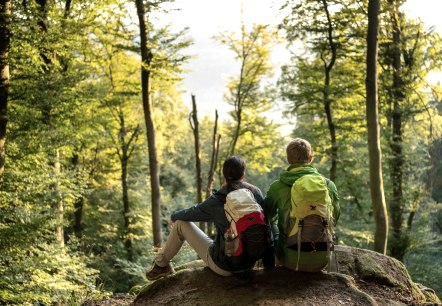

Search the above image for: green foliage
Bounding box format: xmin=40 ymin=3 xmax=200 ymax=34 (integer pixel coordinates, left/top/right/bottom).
xmin=214 ymin=23 xmax=286 ymax=186
xmin=404 ymin=199 xmax=442 ymax=298
xmin=2 ymin=0 xmax=442 ymax=303
xmin=279 ymin=0 xmax=442 ymax=294
xmin=0 ymin=157 xmax=103 ymax=304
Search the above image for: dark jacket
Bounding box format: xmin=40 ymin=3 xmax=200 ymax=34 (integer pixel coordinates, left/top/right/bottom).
xmin=171 ymin=182 xmax=264 ymax=271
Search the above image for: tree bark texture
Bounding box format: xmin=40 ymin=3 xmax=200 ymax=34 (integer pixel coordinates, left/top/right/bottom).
xmin=135 ymin=0 xmax=162 ymax=247
xmin=321 ymin=0 xmax=338 ymax=182
xmin=388 ymin=0 xmax=406 ymax=261
xmin=0 ymin=0 xmax=10 ymax=184
xmin=366 ymin=0 xmax=389 ymax=255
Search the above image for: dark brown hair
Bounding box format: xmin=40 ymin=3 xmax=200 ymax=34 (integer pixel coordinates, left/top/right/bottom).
xmin=222 ymin=156 xmax=246 ymax=191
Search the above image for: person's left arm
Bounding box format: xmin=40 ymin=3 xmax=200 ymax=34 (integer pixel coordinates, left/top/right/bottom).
xmin=171 ymin=195 xmax=218 ymax=222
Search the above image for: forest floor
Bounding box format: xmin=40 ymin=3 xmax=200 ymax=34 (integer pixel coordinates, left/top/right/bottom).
xmin=83 ymin=294 xmax=133 ymax=306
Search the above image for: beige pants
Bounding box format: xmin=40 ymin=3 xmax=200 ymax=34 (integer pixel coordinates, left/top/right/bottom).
xmin=155 ymin=220 xmax=232 ymax=276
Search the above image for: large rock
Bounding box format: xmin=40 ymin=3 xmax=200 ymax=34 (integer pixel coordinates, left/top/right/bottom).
xmin=132 ymin=246 xmax=440 ymax=306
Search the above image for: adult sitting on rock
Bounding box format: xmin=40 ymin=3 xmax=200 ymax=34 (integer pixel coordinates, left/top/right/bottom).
xmin=147 ymin=156 xmax=265 ymax=280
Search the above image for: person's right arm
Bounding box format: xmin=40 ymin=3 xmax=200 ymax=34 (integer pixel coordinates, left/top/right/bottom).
xmin=263 ymin=182 xmax=279 ymax=240
xmin=327 ymin=180 xmax=340 ymax=225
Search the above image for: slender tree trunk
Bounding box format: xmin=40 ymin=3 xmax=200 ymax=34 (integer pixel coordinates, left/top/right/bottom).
xmin=321 ymin=0 xmax=338 ymax=182
xmin=209 ymin=135 xmax=222 ymax=238
xmin=0 ymin=0 xmax=10 ymax=185
xmin=189 ymin=94 xmax=204 ymax=231
xmin=366 ymin=0 xmax=389 ymax=254
xmin=70 ymin=153 xmax=84 ymax=241
xmin=229 ymin=45 xmax=247 ymax=157
xmin=135 ymin=0 xmax=162 ymax=247
xmin=54 ymin=149 xmax=64 ymax=247
xmin=230 ymin=108 xmax=241 ymax=156
xmin=35 ymin=0 xmax=50 ymax=69
xmin=119 ymin=109 xmax=133 ymax=261
xmin=206 ymin=111 xmax=220 ymax=238
xmin=121 ymin=156 xmax=133 ymax=261
xmin=388 ymin=0 xmax=406 ymax=261
xmin=73 ymin=196 xmax=83 ymax=239
xmin=117 ymin=109 xmax=140 ymax=261
xmin=63 ymin=0 xmax=71 ymax=18
xmin=206 ymin=110 xmax=219 ymax=199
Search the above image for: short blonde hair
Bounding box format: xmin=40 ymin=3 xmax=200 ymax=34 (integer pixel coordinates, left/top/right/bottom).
xmin=286 ymin=138 xmax=312 ymax=164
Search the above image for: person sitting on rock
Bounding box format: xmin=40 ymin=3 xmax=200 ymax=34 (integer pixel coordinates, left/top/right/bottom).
xmin=146 ymin=156 xmax=265 ymax=280
xmin=264 ymin=138 xmax=340 ymax=272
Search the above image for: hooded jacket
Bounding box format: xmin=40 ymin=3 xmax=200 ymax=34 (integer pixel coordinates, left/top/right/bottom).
xmin=264 ymin=163 xmax=340 ymax=266
xmin=171 ymin=182 xmax=264 ymax=271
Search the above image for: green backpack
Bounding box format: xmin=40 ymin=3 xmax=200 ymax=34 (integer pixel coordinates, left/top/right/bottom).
xmin=287 ymin=172 xmax=334 ymax=271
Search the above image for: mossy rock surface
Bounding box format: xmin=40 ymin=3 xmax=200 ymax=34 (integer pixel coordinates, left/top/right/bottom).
xmin=87 ymin=246 xmax=441 ymax=306
xmin=134 ymin=265 xmax=376 ymax=306
xmin=334 ymin=246 xmax=429 ymax=305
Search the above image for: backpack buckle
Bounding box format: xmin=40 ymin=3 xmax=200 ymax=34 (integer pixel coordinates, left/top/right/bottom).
xmin=310 ymin=242 xmax=317 ymax=253
xmin=299 ymin=219 xmax=304 ymax=227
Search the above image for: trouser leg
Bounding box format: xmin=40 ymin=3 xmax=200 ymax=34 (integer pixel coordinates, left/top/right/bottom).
xmin=155 ymin=220 xmax=232 ymax=276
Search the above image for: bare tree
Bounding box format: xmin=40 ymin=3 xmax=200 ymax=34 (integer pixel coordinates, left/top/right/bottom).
xmin=189 ymin=94 xmax=204 ymax=231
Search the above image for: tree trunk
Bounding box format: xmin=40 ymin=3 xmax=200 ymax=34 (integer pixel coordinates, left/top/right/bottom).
xmin=63 ymin=0 xmax=71 ymax=18
xmin=35 ymin=0 xmax=50 ymax=68
xmin=121 ymin=156 xmax=133 ymax=262
xmin=388 ymin=0 xmax=406 ymax=261
xmin=229 ymin=45 xmax=247 ymax=157
xmin=366 ymin=0 xmax=389 ymax=254
xmin=70 ymin=153 xmax=84 ymax=241
xmin=54 ymin=149 xmax=64 ymax=247
xmin=135 ymin=0 xmax=162 ymax=247
xmin=189 ymin=95 xmax=204 ymax=231
xmin=206 ymin=111 xmax=220 ymax=238
xmin=0 ymin=0 xmax=10 ymax=185
xmin=119 ymin=109 xmax=133 ymax=262
xmin=73 ymin=196 xmax=83 ymax=239
xmin=321 ymin=0 xmax=338 ymax=182
xmin=206 ymin=110 xmax=219 ymax=199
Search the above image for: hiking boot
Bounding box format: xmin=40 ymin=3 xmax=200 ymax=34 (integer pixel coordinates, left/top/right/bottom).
xmin=146 ymin=262 xmax=175 ymax=281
